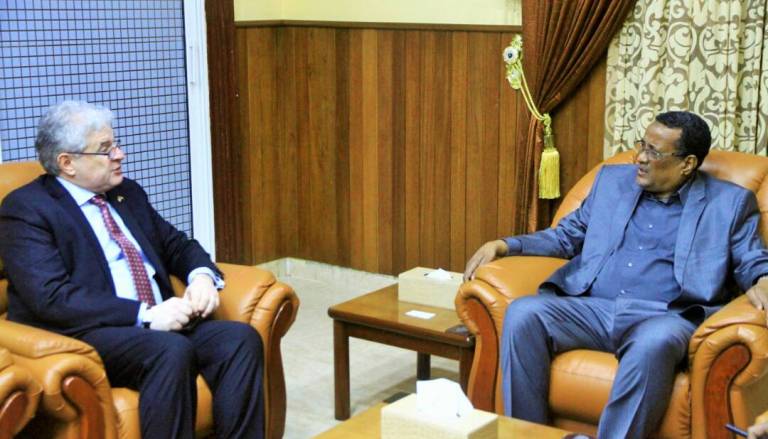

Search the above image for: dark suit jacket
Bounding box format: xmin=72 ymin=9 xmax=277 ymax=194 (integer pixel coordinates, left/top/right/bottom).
xmin=0 ymin=175 xmax=219 ymax=336
xmin=513 ymin=165 xmax=768 ymax=321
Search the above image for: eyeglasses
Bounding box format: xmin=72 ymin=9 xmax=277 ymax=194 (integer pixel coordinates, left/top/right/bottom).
xmin=70 ymin=142 xmax=123 ymax=160
xmin=633 ymin=139 xmax=684 ymax=161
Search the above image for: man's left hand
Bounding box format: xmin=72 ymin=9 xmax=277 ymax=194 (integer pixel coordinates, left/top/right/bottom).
xmin=184 ymin=274 xmax=220 ymax=318
xmin=745 ymin=276 xmax=768 ymax=325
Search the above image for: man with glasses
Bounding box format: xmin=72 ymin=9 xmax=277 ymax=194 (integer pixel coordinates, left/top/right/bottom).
xmin=0 ymin=101 xmax=265 ymax=438
xmin=464 ymin=111 xmax=768 ymax=438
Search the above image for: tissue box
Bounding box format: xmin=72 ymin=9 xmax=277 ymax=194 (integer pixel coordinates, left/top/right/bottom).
xmin=398 ymin=267 xmax=463 ymax=309
xmin=381 ymin=394 xmax=497 ymax=439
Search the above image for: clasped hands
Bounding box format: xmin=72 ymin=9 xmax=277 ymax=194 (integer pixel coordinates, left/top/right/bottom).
xmin=145 ymin=274 xmax=220 ymax=331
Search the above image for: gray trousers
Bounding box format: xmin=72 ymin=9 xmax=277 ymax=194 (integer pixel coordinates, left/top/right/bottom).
xmin=501 ymin=294 xmax=696 ymax=439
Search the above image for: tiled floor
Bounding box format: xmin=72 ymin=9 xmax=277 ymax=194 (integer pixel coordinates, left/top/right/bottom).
xmin=278 ymin=271 xmax=461 ymax=438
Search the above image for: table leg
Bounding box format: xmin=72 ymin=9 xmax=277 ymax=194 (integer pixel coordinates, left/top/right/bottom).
xmin=334 ymin=320 xmax=350 ymax=420
xmin=417 ymin=352 xmax=431 ymax=381
xmin=458 ymin=346 xmax=474 ymax=393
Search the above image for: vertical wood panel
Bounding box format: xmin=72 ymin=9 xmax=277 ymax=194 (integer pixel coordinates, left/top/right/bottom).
xmin=233 ymin=30 xmax=254 ymax=263
xmin=207 ymin=0 xmax=245 ymax=263
xmin=465 ymin=32 xmax=501 ymax=258
xmin=309 ymin=29 xmax=340 ymax=264
xmin=277 ymin=28 xmax=299 ymax=258
xmin=348 ymin=29 xmax=365 ymax=270
xmin=234 ymin=25 xmax=607 ymax=275
xmin=245 ymin=28 xmax=278 ymax=262
xmin=293 ymin=28 xmax=312 ymax=261
xmin=361 ymin=29 xmax=380 ymax=272
xmin=334 ymin=30 xmax=352 ymax=268
xmin=391 ymin=31 xmax=408 ymax=275
xmin=432 ymin=32 xmax=452 ymax=271
xmin=403 ymin=31 xmax=422 ymax=271
xmin=418 ymin=32 xmax=438 ymax=268
xmin=377 ymin=31 xmax=395 ymax=275
xmin=449 ymin=32 xmax=469 ymax=272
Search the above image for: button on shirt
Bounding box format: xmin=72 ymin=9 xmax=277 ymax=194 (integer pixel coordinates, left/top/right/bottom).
xmin=590 ymin=180 xmax=692 ymax=304
xmin=57 ymin=178 xmax=222 ymax=324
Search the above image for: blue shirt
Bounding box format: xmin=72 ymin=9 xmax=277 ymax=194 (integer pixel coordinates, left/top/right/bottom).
xmin=590 ymin=181 xmax=690 ymax=303
xmin=57 ymin=177 xmax=222 ymax=325
xmin=504 ymin=178 xmax=693 ymax=305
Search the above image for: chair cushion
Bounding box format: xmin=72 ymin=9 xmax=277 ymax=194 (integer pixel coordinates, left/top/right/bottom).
xmin=549 ymin=350 xmax=691 ymax=439
xmin=111 ymin=375 xmax=213 ymax=439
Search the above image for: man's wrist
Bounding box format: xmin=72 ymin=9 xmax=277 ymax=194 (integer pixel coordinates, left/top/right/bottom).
xmin=192 ymin=273 xmax=215 ymax=285
xmin=141 ymin=306 xmax=154 ymax=329
xmin=187 ymin=267 xmax=225 ymax=290
xmin=501 ymin=238 xmax=521 ymax=256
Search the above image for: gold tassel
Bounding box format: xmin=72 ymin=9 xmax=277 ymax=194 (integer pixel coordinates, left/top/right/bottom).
xmin=504 ymin=36 xmax=561 ymax=199
xmin=538 ymin=125 xmax=560 ymax=199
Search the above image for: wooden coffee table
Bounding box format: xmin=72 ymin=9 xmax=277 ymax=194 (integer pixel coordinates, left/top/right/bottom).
xmin=327 ymin=284 xmax=475 ymax=420
xmin=314 ymin=401 xmax=571 ymax=438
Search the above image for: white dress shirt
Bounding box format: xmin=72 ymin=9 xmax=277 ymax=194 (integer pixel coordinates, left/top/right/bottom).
xmin=57 ymin=177 xmax=222 ymax=325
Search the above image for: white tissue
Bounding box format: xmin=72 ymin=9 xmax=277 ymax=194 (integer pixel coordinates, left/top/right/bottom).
xmin=416 ymin=378 xmax=474 ymax=419
xmin=424 ymin=268 xmax=453 ymax=281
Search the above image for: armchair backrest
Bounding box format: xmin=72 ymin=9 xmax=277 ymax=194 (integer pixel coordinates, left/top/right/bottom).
xmin=0 ymin=161 xmax=45 ymax=316
xmin=552 ymin=150 xmax=768 ymax=241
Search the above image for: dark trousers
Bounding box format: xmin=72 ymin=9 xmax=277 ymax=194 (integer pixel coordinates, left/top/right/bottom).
xmin=81 ymin=320 xmax=264 ymax=439
xmin=501 ymin=295 xmax=696 ymax=439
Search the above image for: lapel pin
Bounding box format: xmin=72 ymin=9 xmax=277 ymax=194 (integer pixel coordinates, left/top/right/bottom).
xmin=117 ymin=195 xmax=125 ymax=203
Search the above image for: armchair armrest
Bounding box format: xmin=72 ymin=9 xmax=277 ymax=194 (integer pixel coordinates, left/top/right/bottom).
xmin=0 ymin=347 xmax=42 ymax=438
xmin=687 ymin=295 xmax=768 ymax=439
xmin=214 ymin=263 xmax=280 ymax=323
xmin=211 ymin=263 xmax=299 ymax=439
xmin=0 ymin=320 xmax=116 ymax=439
xmin=473 ymin=256 xmax=568 ymax=301
xmin=454 ymin=256 xmax=566 ymax=413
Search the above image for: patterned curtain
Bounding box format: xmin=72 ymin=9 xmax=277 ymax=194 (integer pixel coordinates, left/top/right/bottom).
xmin=604 ymin=0 xmax=768 ymax=157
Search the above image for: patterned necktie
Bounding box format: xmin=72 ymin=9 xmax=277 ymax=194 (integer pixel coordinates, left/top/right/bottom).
xmin=90 ymin=195 xmax=156 ymax=306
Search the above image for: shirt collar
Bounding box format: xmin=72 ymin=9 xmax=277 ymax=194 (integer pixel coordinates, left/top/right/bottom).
xmin=56 ymin=176 xmax=99 ymax=207
xmin=643 ymin=173 xmax=695 ymax=205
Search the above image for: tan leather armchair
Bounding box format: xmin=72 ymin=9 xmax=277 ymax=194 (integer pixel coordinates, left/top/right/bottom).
xmin=0 ymin=161 xmax=300 ymax=439
xmin=0 ymin=347 xmax=41 ymax=439
xmin=456 ymin=150 xmax=768 ymax=439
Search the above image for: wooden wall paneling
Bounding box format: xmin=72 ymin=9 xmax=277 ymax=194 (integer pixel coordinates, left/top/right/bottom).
xmin=449 ymin=32 xmax=469 ymax=273
xmin=418 ymin=31 xmax=438 ymax=269
xmin=232 ymin=24 xmax=607 ymax=275
xmin=403 ymin=31 xmax=422 ymax=271
xmin=234 ymin=29 xmax=254 ymax=264
xmin=257 ymin=28 xmax=282 ymax=264
xmin=292 ymin=28 xmax=312 ymax=261
xmin=390 ymin=31 xmax=408 ymax=275
xmin=304 ymin=28 xmax=341 ymax=265
xmin=361 ymin=29 xmax=380 ymax=272
xmin=428 ymin=32 xmax=453 ymax=271
xmin=376 ymin=30 xmax=395 ymax=275
xmin=496 ymin=32 xmax=522 ymax=244
xmin=464 ymin=32 xmax=501 ymax=260
xmin=334 ymin=29 xmax=352 ymax=268
xmin=552 ymin=56 xmax=607 ymax=201
xmin=246 ymin=27 xmax=279 ymax=263
xmin=206 ymin=0 xmax=245 ymax=263
xmin=586 ymin=58 xmax=607 ymax=168
xmin=347 ymin=29 xmax=365 ymax=270
xmin=276 ymin=27 xmax=300 ymax=258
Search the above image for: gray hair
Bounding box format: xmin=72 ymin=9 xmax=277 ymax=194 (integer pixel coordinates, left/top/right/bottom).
xmin=35 ymin=101 xmax=113 ymax=175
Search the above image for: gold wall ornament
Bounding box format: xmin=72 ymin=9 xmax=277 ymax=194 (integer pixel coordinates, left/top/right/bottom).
xmin=503 ymin=35 xmax=560 ymax=199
